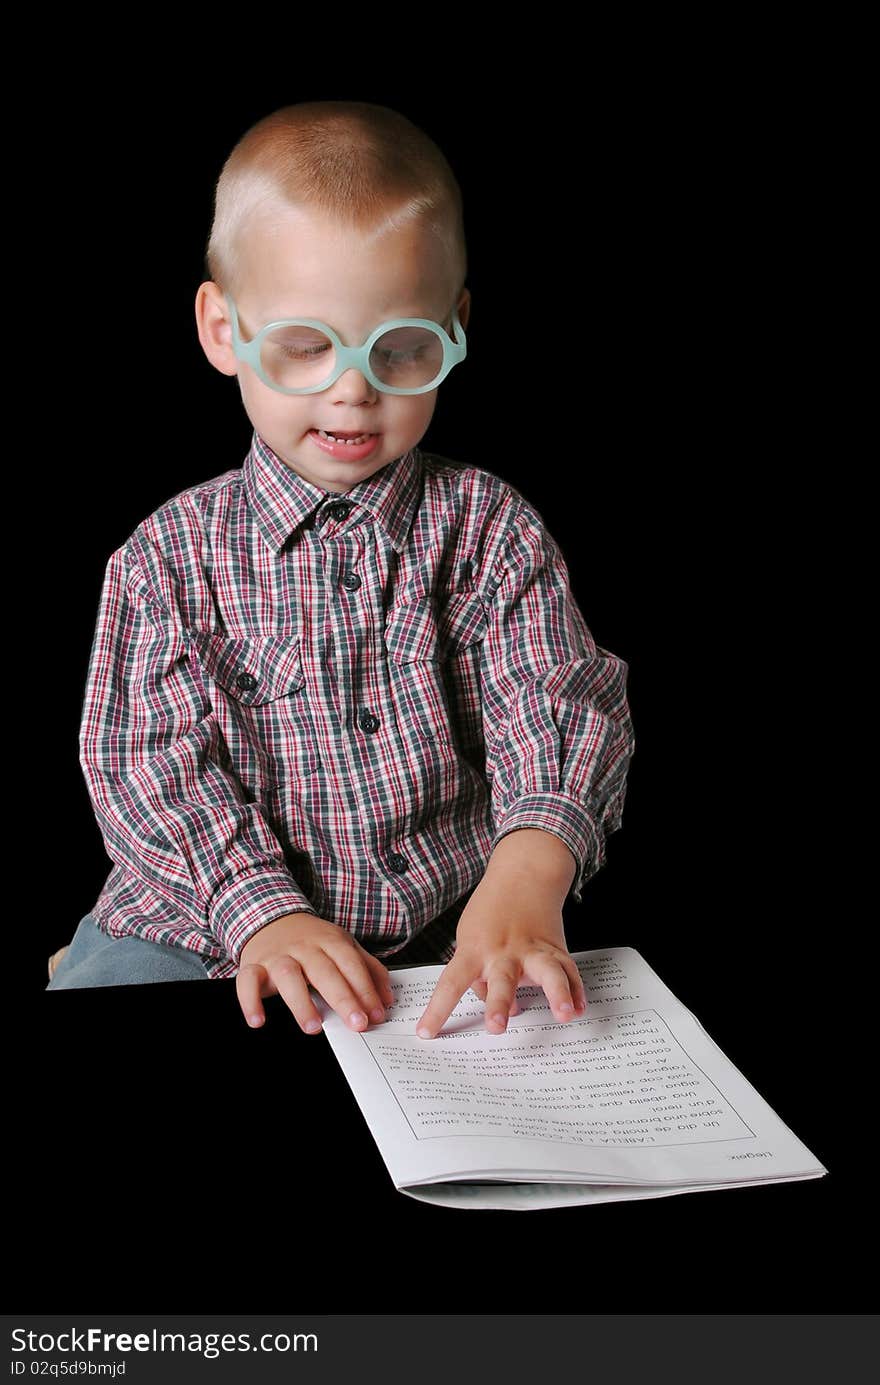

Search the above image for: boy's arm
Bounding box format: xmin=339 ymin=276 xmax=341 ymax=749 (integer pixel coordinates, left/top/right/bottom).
xmin=414 ymin=497 xmax=636 ymax=1038
xmin=477 ymin=497 xmax=636 ymax=904
xmin=78 ymin=537 xmax=317 ymax=966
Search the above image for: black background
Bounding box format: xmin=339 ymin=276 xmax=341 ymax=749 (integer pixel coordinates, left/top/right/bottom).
xmin=13 ymin=41 xmax=863 ymax=1317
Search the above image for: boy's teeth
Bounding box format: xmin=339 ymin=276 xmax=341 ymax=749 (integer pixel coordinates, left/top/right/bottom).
xmin=318 ymin=428 xmax=371 ymax=444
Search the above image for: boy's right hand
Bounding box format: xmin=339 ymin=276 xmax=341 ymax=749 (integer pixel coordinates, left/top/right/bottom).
xmin=236 ymin=912 xmax=395 ymax=1034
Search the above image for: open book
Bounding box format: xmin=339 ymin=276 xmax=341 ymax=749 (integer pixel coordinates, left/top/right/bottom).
xmin=314 ymin=946 xmax=827 ymax=1210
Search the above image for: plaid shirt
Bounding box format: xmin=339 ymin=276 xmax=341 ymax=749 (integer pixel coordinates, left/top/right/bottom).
xmin=79 ymin=431 xmax=635 ymax=979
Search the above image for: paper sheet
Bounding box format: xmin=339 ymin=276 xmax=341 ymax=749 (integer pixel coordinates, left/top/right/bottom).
xmin=315 ymin=947 xmax=827 ymax=1210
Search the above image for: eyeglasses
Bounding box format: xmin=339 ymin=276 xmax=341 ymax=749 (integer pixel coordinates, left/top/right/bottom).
xmin=225 ymin=292 xmax=467 ymax=396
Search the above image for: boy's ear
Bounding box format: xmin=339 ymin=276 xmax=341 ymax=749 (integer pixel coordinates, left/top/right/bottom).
xmin=194 ymin=281 xmax=239 ymax=378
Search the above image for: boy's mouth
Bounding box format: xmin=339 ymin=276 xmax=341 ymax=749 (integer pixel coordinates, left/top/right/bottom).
xmin=308 ymin=428 xmax=381 ymax=459
xmin=313 ymin=428 xmax=376 ymax=444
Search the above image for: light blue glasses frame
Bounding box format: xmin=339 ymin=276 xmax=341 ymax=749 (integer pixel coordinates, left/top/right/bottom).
xmin=225 ymin=292 xmax=467 ymax=396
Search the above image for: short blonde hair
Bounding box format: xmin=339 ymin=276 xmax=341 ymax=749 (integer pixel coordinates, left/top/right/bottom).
xmin=204 ymin=100 xmax=468 ymax=305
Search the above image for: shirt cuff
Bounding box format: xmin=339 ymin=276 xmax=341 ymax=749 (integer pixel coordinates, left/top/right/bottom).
xmin=490 ymin=792 xmax=604 ymax=905
xmin=207 ymin=869 xmax=318 ymax=964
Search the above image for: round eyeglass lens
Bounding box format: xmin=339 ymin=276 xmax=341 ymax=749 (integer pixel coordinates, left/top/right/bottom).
xmin=260 ymin=324 xmax=445 ymax=391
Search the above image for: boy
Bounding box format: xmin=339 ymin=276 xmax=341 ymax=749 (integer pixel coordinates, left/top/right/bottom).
xmin=47 ymin=100 xmax=636 ymax=1042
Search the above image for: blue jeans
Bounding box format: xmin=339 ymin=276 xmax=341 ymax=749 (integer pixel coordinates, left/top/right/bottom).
xmin=45 ymin=914 xmax=212 ymax=990
xmin=46 ymin=903 xmax=464 ymax=991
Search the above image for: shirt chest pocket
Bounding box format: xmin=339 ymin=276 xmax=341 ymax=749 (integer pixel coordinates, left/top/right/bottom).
xmin=190 ymin=631 xmax=320 ymax=785
xmin=383 ymin=592 xmax=488 ymax=752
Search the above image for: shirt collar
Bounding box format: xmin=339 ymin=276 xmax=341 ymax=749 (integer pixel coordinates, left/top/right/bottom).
xmin=243 ymin=430 xmax=424 ymax=556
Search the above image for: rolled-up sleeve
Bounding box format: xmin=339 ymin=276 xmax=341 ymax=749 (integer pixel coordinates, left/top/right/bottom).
xmin=78 ymin=537 xmax=317 ymax=964
xmin=478 ymin=500 xmax=636 ymax=904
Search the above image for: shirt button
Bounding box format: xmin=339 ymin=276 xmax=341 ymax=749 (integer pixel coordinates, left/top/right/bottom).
xmin=358 ymin=708 xmax=380 ymax=733
xmin=388 ymin=853 xmax=409 ymax=874
xmin=326 ymin=501 xmax=352 ymax=521
xmin=342 ymin=571 xmax=362 ymax=590
xmin=235 ymin=672 xmax=257 ymax=691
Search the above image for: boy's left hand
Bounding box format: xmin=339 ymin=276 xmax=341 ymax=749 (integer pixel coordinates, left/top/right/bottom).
xmin=414 ymin=874 xmax=588 ymax=1039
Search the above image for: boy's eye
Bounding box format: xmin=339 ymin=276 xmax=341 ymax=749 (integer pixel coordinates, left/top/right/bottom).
xmin=278 ymin=341 xmax=332 ymax=360
xmin=269 ymin=331 xmax=333 ymax=359
xmin=375 ymin=346 xmax=427 ymax=365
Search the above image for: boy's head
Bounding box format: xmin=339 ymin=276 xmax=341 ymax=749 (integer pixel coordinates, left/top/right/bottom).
xmin=195 ymin=101 xmax=471 ymax=494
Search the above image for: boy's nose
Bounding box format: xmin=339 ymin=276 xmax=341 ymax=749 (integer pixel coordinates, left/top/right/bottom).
xmin=332 ymin=368 xmax=377 ymax=400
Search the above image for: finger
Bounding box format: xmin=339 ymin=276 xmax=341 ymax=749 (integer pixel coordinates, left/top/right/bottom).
xmin=416 ymin=957 xmax=478 ymax=1039
xmin=362 ymin=954 xmax=396 ymax=1013
xmin=236 ymin=961 xmax=272 ymax=1029
xmin=530 ymin=953 xmax=585 ymax=1021
xmin=567 ymin=960 xmax=588 ymax=1014
xmin=295 ymin=950 xmax=382 ymax=1032
xmin=335 ymin=945 xmax=396 ymax=1025
xmin=547 ymin=954 xmax=587 ymax=1015
xmin=471 ymin=978 xmax=519 ymax=1016
xmin=484 ymin=958 xmax=523 ymax=1033
xmin=264 ymin=955 xmax=326 ymax=1034
xmin=347 ymin=947 xmax=396 ymax=1024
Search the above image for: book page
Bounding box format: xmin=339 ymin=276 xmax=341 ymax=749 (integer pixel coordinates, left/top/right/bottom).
xmin=315 ymin=947 xmax=827 ymax=1204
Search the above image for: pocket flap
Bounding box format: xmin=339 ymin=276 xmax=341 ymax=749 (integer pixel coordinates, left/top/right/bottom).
xmin=385 ymin=591 xmax=488 ymax=662
xmin=190 ymin=631 xmax=305 ymax=705
xmin=439 ymin=590 xmax=488 ymax=651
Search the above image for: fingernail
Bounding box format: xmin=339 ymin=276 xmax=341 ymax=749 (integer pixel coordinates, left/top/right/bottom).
xmin=350 ymin=1011 xmax=368 ymax=1028
xmin=560 ymin=1003 xmax=574 ymax=1015
xmin=417 ymin=1025 xmax=433 ymax=1039
xmin=491 ymin=1013 xmax=507 ymax=1027
xmin=305 ymin=1019 xmax=322 ymax=1034
xmin=370 ymin=1006 xmax=385 ymax=1023
xmin=249 ymin=1015 xmax=263 ymax=1027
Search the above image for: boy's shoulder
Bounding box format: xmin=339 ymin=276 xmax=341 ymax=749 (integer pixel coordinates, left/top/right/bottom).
xmin=147 ymin=464 xmax=243 ymax=520
xmin=120 ymin=465 xmax=243 ymax=554
xmin=418 ymin=449 xmax=548 ymax=527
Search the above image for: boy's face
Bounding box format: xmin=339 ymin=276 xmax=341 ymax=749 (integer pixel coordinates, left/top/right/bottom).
xmin=196 ymin=206 xmax=470 ymax=493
